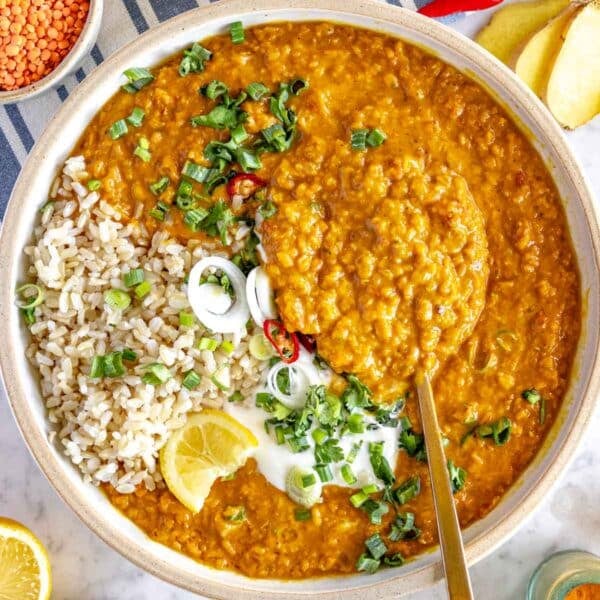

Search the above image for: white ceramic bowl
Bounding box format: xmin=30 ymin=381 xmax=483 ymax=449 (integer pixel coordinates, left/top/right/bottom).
xmin=0 ymin=1 xmax=598 ymax=598
xmin=0 ymin=0 xmax=103 ymax=105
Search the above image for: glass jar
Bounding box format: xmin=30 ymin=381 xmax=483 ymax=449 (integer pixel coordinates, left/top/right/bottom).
xmin=528 ymin=551 xmax=600 ymax=600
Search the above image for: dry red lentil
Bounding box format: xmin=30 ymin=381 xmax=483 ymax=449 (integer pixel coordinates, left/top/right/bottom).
xmin=0 ymin=0 xmax=90 ymax=91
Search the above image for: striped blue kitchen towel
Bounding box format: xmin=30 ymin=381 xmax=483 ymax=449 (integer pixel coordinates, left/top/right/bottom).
xmin=0 ymin=0 xmax=446 ymax=218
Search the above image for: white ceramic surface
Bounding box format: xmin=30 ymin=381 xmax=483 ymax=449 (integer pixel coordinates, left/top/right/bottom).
xmin=0 ymin=1 xmax=598 ymax=599
xmin=0 ymin=0 xmax=104 ymax=105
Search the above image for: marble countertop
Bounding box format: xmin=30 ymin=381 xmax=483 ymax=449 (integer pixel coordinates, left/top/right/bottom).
xmin=1 ymin=8 xmax=599 ymax=600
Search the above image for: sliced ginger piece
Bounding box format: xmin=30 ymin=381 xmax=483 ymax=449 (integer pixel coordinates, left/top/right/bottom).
xmin=546 ymin=1 xmax=600 ymax=128
xmin=513 ymin=4 xmax=581 ymax=97
xmin=476 ymin=0 xmax=571 ymax=64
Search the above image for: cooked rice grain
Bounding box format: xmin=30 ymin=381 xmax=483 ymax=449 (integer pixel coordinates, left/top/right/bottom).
xmin=23 ymin=157 xmax=266 ymax=493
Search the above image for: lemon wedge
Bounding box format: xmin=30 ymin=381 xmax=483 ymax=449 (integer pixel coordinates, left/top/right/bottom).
xmin=160 ymin=409 xmax=258 ymax=512
xmin=0 ymin=517 xmax=52 ymax=600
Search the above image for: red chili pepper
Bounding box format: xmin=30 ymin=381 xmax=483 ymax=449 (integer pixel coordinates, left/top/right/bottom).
xmin=296 ymin=332 xmax=316 ymax=353
xmin=263 ymin=319 xmax=300 ymax=364
xmin=226 ymin=173 xmax=267 ymax=202
xmin=418 ymin=0 xmax=502 ymax=17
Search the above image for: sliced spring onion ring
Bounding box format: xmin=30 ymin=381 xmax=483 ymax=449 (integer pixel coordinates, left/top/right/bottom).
xmin=15 ymin=284 xmax=44 ymax=309
xmin=246 ymin=266 xmax=278 ymax=326
xmin=266 ymin=356 xmax=322 ymax=409
xmin=187 ymin=257 xmax=249 ymax=333
xmin=285 ymin=465 xmax=322 ymax=507
xmin=248 ymin=332 xmax=275 ymax=360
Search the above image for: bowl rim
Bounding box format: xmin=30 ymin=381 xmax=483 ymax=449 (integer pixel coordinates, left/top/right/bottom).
xmin=0 ymin=0 xmax=599 ymax=598
xmin=0 ymin=0 xmax=104 ymax=105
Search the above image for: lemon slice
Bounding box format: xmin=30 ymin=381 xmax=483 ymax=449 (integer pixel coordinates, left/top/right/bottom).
xmin=160 ymin=409 xmax=258 ymax=512
xmin=0 ymin=517 xmax=52 ymax=600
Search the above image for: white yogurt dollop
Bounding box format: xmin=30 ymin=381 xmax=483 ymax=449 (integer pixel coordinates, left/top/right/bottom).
xmin=226 ymin=352 xmax=399 ymax=492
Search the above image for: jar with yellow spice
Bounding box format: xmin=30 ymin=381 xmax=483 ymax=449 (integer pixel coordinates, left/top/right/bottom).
xmin=528 ymin=551 xmax=600 ymax=600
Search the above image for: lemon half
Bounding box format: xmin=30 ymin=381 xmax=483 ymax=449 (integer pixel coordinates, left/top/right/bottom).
xmin=160 ymin=409 xmax=258 ymax=512
xmin=0 ymin=517 xmax=52 ymax=600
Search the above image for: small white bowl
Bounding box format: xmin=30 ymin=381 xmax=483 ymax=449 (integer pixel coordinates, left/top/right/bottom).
xmin=0 ymin=0 xmax=103 ymax=105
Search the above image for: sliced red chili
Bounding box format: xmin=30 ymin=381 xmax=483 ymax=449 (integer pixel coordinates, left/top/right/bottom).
xmin=418 ymin=0 xmax=501 ymax=17
xmin=226 ymin=173 xmax=267 ymax=201
xmin=296 ymin=332 xmax=316 ymax=353
xmin=263 ymin=319 xmax=299 ymax=364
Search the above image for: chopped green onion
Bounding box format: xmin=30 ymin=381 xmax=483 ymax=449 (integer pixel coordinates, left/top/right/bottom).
xmin=201 ymin=80 xmax=228 ymax=100
xmin=314 ymin=463 xmax=333 ymax=483
xmin=104 ymin=289 xmax=131 ymax=311
xmin=121 ymin=348 xmax=138 ymax=361
xmin=229 ymin=390 xmax=243 ymax=402
xmin=183 ymin=207 xmax=209 ymax=231
xmin=142 ymin=362 xmax=172 ymax=386
xmin=210 ymin=368 xmax=230 ymax=391
xmin=346 ymin=441 xmax=363 ymax=464
xmin=90 ymin=350 xmax=130 ymax=379
xmin=365 ymin=533 xmax=387 ymax=560
xmin=182 ymin=369 xmax=201 ymax=390
xmin=383 ymin=553 xmax=404 ymax=567
xmin=294 ymin=508 xmax=311 ymax=521
xmin=341 ymin=464 xmax=357 ymax=485
xmin=351 ymin=129 xmax=368 ymax=150
xmin=126 ymin=106 xmax=145 ymax=127
xmin=149 ymin=176 xmax=170 ymax=195
xmin=230 ymin=21 xmax=245 ymax=44
xmin=220 ymin=340 xmax=235 ymax=355
xmin=15 ymin=283 xmax=44 ymax=309
xmin=87 ymin=179 xmax=101 ymax=191
xmin=361 ymin=483 xmax=378 ymax=495
xmin=522 ymin=388 xmax=541 ymax=404
xmin=301 ymin=473 xmax=317 ymax=488
xmin=274 ymin=426 xmax=286 ymax=445
xmin=123 ymin=268 xmax=144 ymax=288
xmin=198 ymin=337 xmax=219 ymax=351
xmin=258 ymin=200 xmax=277 ymax=219
xmin=134 ymin=280 xmax=152 ymax=299
xmin=122 ymin=67 xmax=154 ymax=93
xmin=347 ymin=413 xmax=364 ymax=433
xmin=356 ymin=553 xmax=380 ymax=574
xmin=389 ymin=512 xmax=421 ymax=541
xmin=350 ymin=490 xmax=369 ymax=508
xmin=288 ymin=436 xmax=309 ymax=453
xmin=108 ymin=119 xmax=128 ymax=140
xmin=89 ymin=355 xmax=105 ymax=378
xmin=361 ymin=499 xmax=389 ymax=525
xmin=366 ymin=128 xmax=387 ymax=147
xmin=175 ymin=180 xmax=194 ymax=210
xmin=20 ymin=307 xmax=36 ymax=324
xmin=39 ymin=201 xmax=54 ymax=214
xmin=134 ymin=137 xmax=151 ymax=162
xmin=476 ymin=416 xmax=512 ymax=446
xmin=369 ymin=441 xmax=395 ymax=486
xmin=178 ymin=43 xmax=212 ymax=77
xmin=182 ymin=160 xmax=210 ymax=183
xmin=311 ymin=428 xmax=328 ymax=446
xmin=392 ymin=475 xmax=421 ymax=505
xmin=234 ymin=147 xmax=261 ymax=172
xmin=447 ymin=460 xmax=467 ymax=493
xmin=246 ymin=81 xmax=269 ymax=100
xmin=179 ymin=311 xmax=195 ymax=327
xmin=149 ymin=201 xmax=169 ymax=222
xmin=103 ymin=351 xmax=125 ymax=377
xmin=230 ymin=123 xmax=248 ymax=145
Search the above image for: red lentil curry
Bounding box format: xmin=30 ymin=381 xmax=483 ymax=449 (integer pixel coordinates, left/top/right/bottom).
xmin=77 ymin=22 xmax=579 ymax=579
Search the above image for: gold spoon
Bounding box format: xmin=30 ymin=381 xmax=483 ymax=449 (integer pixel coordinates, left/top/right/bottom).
xmin=416 ymin=375 xmax=474 ymax=600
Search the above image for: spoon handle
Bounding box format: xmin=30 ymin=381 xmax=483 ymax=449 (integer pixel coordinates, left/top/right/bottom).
xmin=416 ymin=376 xmax=474 ymax=600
